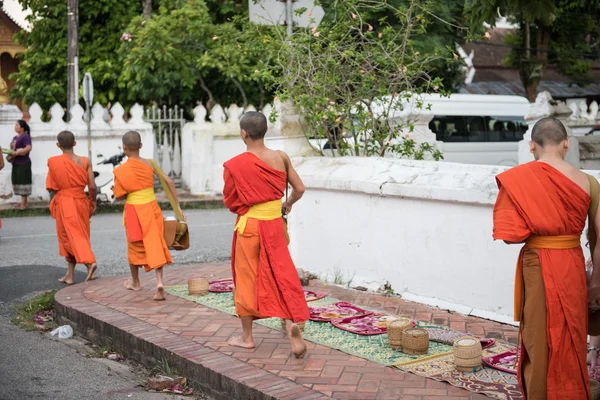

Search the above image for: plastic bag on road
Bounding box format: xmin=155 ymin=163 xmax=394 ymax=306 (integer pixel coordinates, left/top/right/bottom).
xmin=50 ymin=325 xmax=73 ymax=339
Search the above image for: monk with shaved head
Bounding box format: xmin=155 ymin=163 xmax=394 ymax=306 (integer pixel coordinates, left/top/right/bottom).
xmin=223 ymin=111 xmax=308 ymax=358
xmin=113 ymin=131 xmax=183 ymax=301
xmin=493 ymin=117 xmax=599 ymax=399
xmin=46 ymin=130 xmax=97 ymax=284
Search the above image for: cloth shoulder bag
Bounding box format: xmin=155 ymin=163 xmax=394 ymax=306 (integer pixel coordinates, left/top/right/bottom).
xmin=149 ymin=159 xmax=189 ymax=251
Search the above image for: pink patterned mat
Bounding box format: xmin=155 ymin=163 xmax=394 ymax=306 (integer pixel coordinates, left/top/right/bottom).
xmin=209 ymin=279 xmax=234 ymax=293
xmin=304 ymin=290 xmax=327 ymax=302
xmin=332 ymin=313 xmax=414 ymax=336
xmin=309 ymin=302 xmax=371 ymax=322
xmin=483 ymin=348 xmax=518 ymax=374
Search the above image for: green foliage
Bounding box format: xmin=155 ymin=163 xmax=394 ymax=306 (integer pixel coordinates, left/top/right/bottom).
xmin=119 ymin=0 xmax=277 ymax=107
xmin=11 ymin=290 xmax=56 ymax=331
xmin=268 ymin=0 xmax=452 ymax=158
xmin=12 ymin=0 xmax=142 ymax=109
xmin=466 ymin=0 xmax=600 ymax=100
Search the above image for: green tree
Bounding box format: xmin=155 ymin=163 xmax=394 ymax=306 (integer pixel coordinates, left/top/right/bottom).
xmin=268 ymin=0 xmax=452 ymax=158
xmin=119 ymin=0 xmax=277 ymax=108
xmin=466 ymin=0 xmax=600 ymax=102
xmin=12 ymin=0 xmax=142 ymax=109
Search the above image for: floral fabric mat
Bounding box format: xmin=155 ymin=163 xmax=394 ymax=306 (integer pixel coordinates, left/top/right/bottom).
xmin=331 ymin=313 xmax=402 ymax=335
xmin=164 ymin=286 xmax=453 ymax=365
xmin=395 ymin=342 xmax=523 ymax=400
xmin=209 ymin=279 xmax=235 ymax=293
xmin=164 ymin=285 xmax=521 ymax=399
xmin=309 ymin=302 xmax=370 ymax=322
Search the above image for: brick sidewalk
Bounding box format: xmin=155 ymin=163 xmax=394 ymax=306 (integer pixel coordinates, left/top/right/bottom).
xmin=55 ymin=264 xmax=518 ymax=400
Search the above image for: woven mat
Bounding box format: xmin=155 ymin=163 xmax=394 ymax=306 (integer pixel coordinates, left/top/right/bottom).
xmin=394 ymin=342 xmax=523 ymax=400
xmin=164 ymin=286 xmax=453 ymax=365
xmin=165 ymin=286 xmax=521 ymax=399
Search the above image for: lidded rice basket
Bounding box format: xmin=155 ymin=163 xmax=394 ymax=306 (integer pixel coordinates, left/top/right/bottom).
xmin=591 ymin=379 xmax=600 ymax=400
xmin=280 ymin=319 xmax=305 ymax=333
xmin=453 ymin=337 xmax=483 ymax=372
xmin=188 ymin=277 xmax=209 ymax=296
xmin=402 ymin=328 xmax=429 ymax=355
xmin=387 ymin=318 xmax=412 ymax=349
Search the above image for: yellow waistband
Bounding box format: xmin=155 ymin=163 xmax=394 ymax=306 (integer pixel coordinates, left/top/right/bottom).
xmin=234 ymin=200 xmax=282 ymax=234
xmin=125 ymin=188 xmax=156 ymax=205
xmin=525 ymin=235 xmax=581 ymax=249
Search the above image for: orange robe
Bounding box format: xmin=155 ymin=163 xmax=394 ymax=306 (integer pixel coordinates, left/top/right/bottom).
xmin=113 ymin=158 xmax=172 ymax=271
xmin=46 ymin=154 xmax=95 ymax=264
xmin=493 ymin=161 xmax=590 ymax=400
xmin=223 ymin=152 xmax=309 ymax=323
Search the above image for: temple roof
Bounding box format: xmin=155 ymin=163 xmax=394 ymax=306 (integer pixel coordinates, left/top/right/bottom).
xmin=1 ymin=0 xmax=30 ymax=32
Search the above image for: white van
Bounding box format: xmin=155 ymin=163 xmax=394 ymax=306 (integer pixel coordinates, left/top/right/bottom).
xmin=426 ymin=94 xmax=530 ymax=167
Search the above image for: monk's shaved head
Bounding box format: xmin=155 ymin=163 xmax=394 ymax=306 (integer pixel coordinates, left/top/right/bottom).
xmin=531 ymin=117 xmax=568 ymax=147
xmin=57 ymin=131 xmax=75 ymax=149
xmin=240 ymin=111 xmax=268 ymax=140
xmin=123 ymin=131 xmax=142 ymax=150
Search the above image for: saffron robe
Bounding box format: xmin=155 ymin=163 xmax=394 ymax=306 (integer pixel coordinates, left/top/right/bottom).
xmin=223 ymin=152 xmax=309 ymax=323
xmin=46 ymin=154 xmax=95 ymax=264
xmin=493 ymin=161 xmax=590 ymax=400
xmin=113 ymin=158 xmax=172 ymax=271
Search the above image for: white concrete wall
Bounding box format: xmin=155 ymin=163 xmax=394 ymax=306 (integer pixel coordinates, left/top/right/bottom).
xmin=286 ymin=157 xmax=600 ymax=324
xmin=0 ymin=102 xmax=153 ymax=204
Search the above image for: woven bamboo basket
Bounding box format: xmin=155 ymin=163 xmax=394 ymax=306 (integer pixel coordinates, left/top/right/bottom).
xmin=456 ymin=363 xmax=483 ymax=373
xmin=453 ymin=337 xmax=482 ymax=372
xmin=592 ymin=379 xmax=600 ymax=400
xmin=453 ymin=337 xmax=482 ymax=358
xmin=188 ymin=277 xmax=209 ymax=296
xmin=387 ymin=318 xmax=412 ymax=350
xmin=402 ymin=328 xmax=429 ymax=355
xmin=280 ymin=319 xmax=305 ymax=333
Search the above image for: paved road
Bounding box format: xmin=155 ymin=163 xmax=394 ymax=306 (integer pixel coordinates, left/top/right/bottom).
xmin=0 ymin=313 xmax=206 ymax=400
xmin=0 ymin=210 xmax=231 ymax=399
xmin=0 ymin=209 xmax=233 ymax=277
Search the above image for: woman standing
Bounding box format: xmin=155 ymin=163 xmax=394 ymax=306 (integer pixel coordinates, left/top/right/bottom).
xmin=9 ymin=120 xmax=32 ymax=210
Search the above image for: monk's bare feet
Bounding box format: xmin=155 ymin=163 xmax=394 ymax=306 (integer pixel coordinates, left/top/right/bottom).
xmin=124 ymin=280 xmax=141 ymax=291
xmin=58 ymin=276 xmax=74 ymax=285
xmin=227 ymin=336 xmax=255 ymax=349
xmin=289 ymin=324 xmax=307 ymax=359
xmin=85 ymin=263 xmax=97 ymax=282
xmin=154 ymin=285 xmax=165 ymax=301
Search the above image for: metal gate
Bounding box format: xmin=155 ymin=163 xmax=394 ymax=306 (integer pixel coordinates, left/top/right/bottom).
xmin=145 ymin=105 xmax=185 ymax=188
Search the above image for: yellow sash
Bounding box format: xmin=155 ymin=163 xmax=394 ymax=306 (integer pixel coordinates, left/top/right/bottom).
xmin=234 ymin=200 xmax=282 ymax=234
xmin=514 ymin=235 xmax=581 ymax=321
xmin=122 ymin=188 xmax=156 ymax=225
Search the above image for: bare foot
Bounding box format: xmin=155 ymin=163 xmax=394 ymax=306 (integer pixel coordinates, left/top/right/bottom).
xmin=58 ymin=276 xmax=74 ymax=285
xmin=289 ymin=324 xmax=307 ymax=359
xmin=154 ymin=285 xmax=165 ymax=301
xmin=227 ymin=336 xmax=255 ymax=349
xmin=85 ymin=263 xmax=97 ymax=282
xmin=124 ymin=280 xmax=141 ymax=291
xmin=18 ymin=204 xmax=27 ymax=211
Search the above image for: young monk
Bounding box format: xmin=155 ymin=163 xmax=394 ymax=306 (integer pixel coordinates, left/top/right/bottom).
xmin=113 ymin=131 xmax=182 ymax=301
xmin=223 ymin=111 xmax=309 ymax=359
xmin=493 ymin=117 xmax=598 ymax=399
xmin=46 ymin=131 xmax=97 ymax=284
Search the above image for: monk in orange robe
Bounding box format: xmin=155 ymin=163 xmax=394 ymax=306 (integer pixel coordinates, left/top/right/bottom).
xmin=46 ymin=131 xmax=97 ymax=284
xmin=223 ymin=111 xmax=308 ymax=358
xmin=493 ymin=117 xmax=596 ymax=399
xmin=113 ymin=131 xmax=182 ymax=301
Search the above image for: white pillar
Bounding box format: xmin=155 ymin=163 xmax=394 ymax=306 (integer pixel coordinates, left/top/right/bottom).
xmin=264 ymin=100 xmax=317 ymax=157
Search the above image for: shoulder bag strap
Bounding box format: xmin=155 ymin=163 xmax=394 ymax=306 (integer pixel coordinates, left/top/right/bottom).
xmin=149 ymin=159 xmax=184 ymax=222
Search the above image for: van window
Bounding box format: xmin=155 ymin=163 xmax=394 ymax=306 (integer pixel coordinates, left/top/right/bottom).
xmin=430 ymin=116 xmax=528 ymax=142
